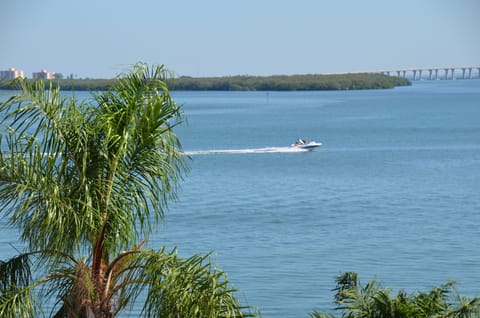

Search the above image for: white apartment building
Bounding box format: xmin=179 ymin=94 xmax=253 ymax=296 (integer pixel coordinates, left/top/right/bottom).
xmin=32 ymin=69 xmax=55 ymax=80
xmin=0 ymin=67 xmax=25 ymax=79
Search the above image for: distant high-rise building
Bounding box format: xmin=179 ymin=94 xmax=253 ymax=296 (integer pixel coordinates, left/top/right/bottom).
xmin=0 ymin=67 xmax=25 ymax=79
xmin=32 ymin=69 xmax=55 ymax=80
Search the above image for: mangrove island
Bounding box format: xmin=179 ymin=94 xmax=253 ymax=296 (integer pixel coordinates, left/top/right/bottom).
xmin=0 ymin=72 xmax=410 ymax=91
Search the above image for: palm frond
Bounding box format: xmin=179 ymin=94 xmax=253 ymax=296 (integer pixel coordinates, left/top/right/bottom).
xmin=0 ymin=254 xmax=37 ymax=318
xmin=103 ymin=247 xmax=256 ymax=318
xmin=318 ymin=273 xmax=480 ymax=318
xmin=0 ymin=64 xmax=260 ymax=317
xmin=91 ymin=63 xmax=188 ymax=253
xmin=0 ymin=253 xmax=32 ymax=293
xmin=141 ymin=249 xmax=255 ymax=318
xmin=309 ymin=310 xmax=335 ymax=318
xmin=0 ymin=79 xmax=98 ymax=256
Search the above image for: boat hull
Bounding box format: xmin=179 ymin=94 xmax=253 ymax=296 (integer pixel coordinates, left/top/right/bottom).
xmin=291 ymin=142 xmax=322 ymax=150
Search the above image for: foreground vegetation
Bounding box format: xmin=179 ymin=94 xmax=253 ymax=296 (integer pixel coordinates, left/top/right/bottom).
xmin=311 ymin=272 xmax=479 ymax=318
xmin=0 ymin=64 xmax=256 ymax=317
xmin=0 ymin=72 xmax=410 ymax=91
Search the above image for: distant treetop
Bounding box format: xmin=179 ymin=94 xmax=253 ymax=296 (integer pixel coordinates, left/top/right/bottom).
xmin=0 ymin=73 xmax=410 ymax=91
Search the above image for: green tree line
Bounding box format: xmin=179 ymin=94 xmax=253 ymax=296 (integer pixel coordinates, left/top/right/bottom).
xmin=0 ymin=78 xmax=117 ymax=91
xmin=0 ymin=73 xmax=410 ymax=91
xmin=172 ymin=73 xmax=410 ymax=91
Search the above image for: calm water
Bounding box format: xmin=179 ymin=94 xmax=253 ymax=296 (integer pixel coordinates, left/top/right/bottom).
xmin=1 ymin=80 xmax=480 ymax=317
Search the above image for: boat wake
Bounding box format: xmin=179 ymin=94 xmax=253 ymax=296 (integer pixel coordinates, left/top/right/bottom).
xmin=184 ymin=147 xmax=312 ymax=155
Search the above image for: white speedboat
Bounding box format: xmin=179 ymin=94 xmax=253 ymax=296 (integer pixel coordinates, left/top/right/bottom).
xmin=291 ymin=139 xmax=322 ymax=150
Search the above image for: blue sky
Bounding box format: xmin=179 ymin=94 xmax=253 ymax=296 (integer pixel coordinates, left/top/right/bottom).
xmin=1 ymin=0 xmax=479 ymax=78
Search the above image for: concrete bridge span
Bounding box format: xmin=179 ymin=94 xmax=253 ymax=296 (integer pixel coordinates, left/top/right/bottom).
xmin=379 ymin=67 xmax=480 ymax=80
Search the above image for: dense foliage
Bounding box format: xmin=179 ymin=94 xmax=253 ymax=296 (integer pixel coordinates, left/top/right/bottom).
xmin=172 ymin=73 xmax=410 ymax=91
xmin=0 ymin=64 xmax=257 ymax=317
xmin=0 ymin=78 xmax=117 ymax=91
xmin=311 ymin=272 xmax=480 ymax=318
xmin=0 ymin=73 xmax=410 ymax=91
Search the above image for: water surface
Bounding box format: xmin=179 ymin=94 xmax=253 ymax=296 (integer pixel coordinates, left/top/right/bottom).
xmin=1 ymin=81 xmax=479 ymax=317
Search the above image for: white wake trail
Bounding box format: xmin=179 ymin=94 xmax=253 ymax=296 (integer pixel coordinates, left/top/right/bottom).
xmin=184 ymin=147 xmax=311 ymax=155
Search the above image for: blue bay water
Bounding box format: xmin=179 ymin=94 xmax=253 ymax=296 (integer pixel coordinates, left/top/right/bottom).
xmin=1 ymin=80 xmax=480 ymax=317
xmin=158 ymin=81 xmax=480 ymax=317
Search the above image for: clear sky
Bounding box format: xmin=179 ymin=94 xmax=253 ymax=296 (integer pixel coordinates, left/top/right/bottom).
xmin=1 ymin=0 xmax=479 ymax=78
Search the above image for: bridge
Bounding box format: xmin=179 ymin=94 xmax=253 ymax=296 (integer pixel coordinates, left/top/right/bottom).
xmin=378 ymin=66 xmax=480 ymax=80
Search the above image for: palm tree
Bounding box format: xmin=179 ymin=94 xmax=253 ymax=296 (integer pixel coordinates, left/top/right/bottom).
xmin=0 ymin=64 xmax=256 ymax=317
xmin=310 ymin=272 xmax=479 ymax=318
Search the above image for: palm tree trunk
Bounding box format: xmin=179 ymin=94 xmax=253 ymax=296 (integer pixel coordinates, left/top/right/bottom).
xmin=79 ymin=305 xmax=96 ymax=318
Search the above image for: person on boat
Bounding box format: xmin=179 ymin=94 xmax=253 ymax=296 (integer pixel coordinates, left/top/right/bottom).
xmin=295 ymin=139 xmax=307 ymax=146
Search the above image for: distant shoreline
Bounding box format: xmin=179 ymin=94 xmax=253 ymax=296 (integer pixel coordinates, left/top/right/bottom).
xmin=0 ymin=73 xmax=410 ymax=91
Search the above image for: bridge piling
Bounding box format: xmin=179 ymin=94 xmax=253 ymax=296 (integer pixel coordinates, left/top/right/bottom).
xmin=377 ymin=66 xmax=479 ymax=80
